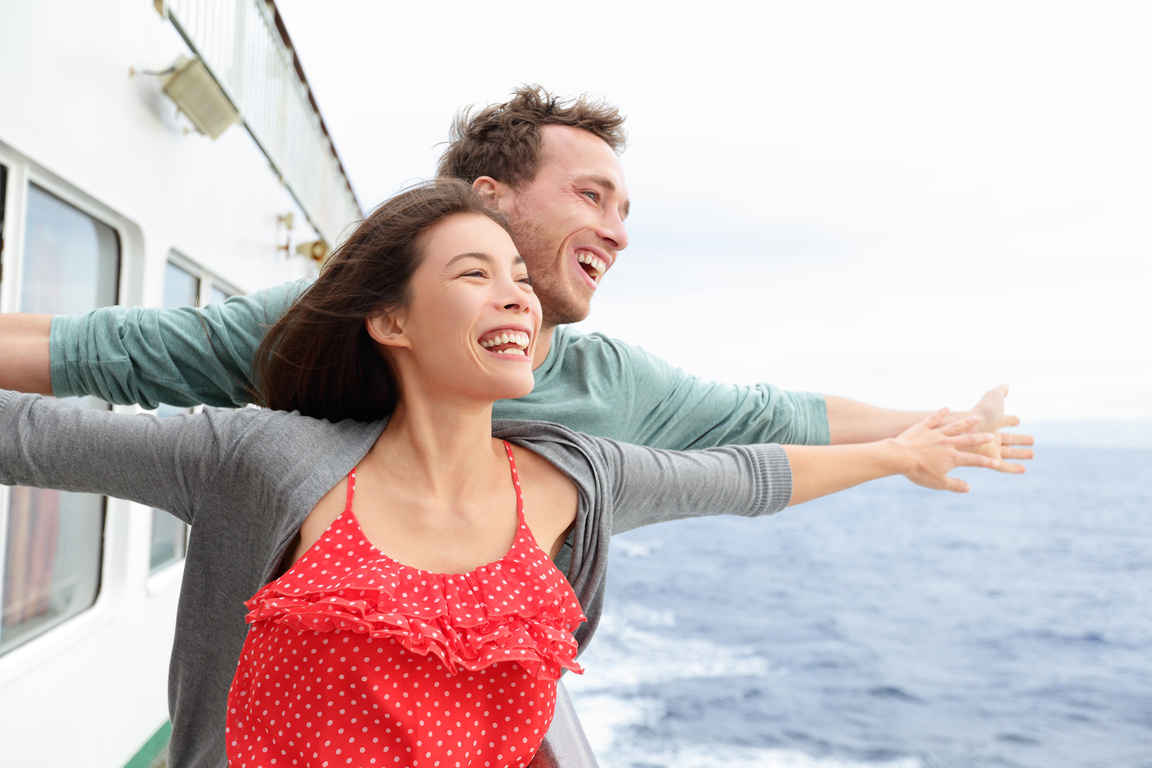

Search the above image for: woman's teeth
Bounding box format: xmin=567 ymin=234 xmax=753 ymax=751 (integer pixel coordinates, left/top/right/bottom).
xmin=479 ymin=331 xmax=531 ymax=355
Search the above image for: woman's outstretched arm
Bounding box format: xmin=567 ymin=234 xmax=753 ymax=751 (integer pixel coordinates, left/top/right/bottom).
xmin=0 ymin=390 xmax=224 ymax=522
xmin=784 ymin=409 xmax=999 ymax=505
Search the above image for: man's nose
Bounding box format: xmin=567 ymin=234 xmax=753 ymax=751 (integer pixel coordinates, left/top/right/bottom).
xmin=597 ymin=210 xmax=629 ymax=252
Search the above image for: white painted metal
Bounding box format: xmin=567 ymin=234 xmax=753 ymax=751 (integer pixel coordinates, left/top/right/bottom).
xmin=0 ymin=1 xmax=358 ymax=765
xmin=160 ymin=0 xmax=362 ymax=247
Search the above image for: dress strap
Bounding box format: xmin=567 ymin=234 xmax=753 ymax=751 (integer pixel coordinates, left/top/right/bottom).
xmin=501 ymin=441 xmax=524 ymax=516
xmin=345 ymin=468 xmax=357 ymax=511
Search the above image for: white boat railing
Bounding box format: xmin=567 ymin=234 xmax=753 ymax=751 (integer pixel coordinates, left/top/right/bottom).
xmin=156 ymin=0 xmax=362 ymax=247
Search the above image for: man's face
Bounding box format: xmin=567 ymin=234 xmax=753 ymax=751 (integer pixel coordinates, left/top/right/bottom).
xmin=500 ymin=125 xmax=630 ymax=328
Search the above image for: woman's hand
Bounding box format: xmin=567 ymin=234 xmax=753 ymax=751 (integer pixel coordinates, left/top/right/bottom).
xmin=891 ymin=408 xmax=1001 ymax=492
xmin=786 ymin=409 xmax=1007 ymax=505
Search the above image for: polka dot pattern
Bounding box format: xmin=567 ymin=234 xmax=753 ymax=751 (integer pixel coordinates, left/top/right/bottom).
xmin=226 ymin=441 xmax=585 ymax=767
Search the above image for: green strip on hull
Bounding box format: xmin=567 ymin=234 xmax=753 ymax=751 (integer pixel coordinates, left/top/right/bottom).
xmin=123 ymin=721 xmax=171 ymax=768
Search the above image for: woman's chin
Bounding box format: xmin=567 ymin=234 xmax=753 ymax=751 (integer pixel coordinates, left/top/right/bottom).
xmin=499 ymin=380 xmax=535 ymax=402
xmin=488 ymin=373 xmax=535 ymax=403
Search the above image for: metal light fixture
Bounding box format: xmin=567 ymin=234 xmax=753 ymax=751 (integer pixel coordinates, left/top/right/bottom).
xmin=162 ymin=56 xmax=239 ymax=140
xmin=296 ymin=240 xmax=331 ymax=262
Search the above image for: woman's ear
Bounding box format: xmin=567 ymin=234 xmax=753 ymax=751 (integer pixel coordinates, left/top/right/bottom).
xmin=471 ymin=177 xmax=510 ymax=213
xmin=366 ymin=310 xmax=410 ymax=349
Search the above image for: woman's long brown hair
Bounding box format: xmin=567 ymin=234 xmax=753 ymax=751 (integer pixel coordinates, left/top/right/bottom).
xmin=252 ymin=180 xmax=512 ymax=423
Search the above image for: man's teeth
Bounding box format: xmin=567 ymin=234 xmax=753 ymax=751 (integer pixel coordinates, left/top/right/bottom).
xmin=577 ymin=252 xmax=606 ymax=278
xmin=479 ymin=331 xmax=531 ymax=354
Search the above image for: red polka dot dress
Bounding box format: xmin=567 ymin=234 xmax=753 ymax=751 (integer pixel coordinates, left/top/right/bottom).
xmin=226 ymin=441 xmax=585 ymax=767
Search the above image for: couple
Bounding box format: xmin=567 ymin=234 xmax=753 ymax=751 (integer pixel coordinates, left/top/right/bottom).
xmin=0 ymin=87 xmax=1030 ymax=768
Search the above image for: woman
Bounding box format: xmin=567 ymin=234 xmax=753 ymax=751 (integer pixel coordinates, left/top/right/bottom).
xmin=0 ymin=181 xmax=998 ymax=768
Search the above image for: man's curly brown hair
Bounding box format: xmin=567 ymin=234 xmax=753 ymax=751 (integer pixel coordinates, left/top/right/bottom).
xmin=436 ymin=84 xmax=627 ymax=190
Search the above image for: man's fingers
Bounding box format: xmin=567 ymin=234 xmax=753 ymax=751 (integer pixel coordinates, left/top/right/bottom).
xmin=1000 ymin=432 xmax=1034 ymax=446
xmin=1000 ymin=414 xmax=1021 ymax=428
xmin=995 ymin=461 xmax=1027 ymax=474
xmin=999 ymin=446 xmax=1034 ymax=460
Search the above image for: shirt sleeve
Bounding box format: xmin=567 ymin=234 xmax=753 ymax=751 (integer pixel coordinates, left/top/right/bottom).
xmin=0 ymin=390 xmax=225 ymax=524
xmin=504 ymin=330 xmax=830 ymax=449
xmin=48 ymin=280 xmax=308 ymax=409
xmin=589 ymin=436 xmax=794 ymax=534
xmin=617 ymin=341 xmax=830 ymax=448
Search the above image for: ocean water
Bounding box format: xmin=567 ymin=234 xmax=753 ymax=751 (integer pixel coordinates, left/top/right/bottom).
xmin=565 ymin=446 xmax=1152 ymax=768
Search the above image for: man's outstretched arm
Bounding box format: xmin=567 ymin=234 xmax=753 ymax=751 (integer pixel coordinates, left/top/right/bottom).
xmin=1 ymin=281 xmax=306 ymax=409
xmin=825 ymin=384 xmax=1034 ymax=472
xmin=0 ymin=314 xmax=53 ymax=395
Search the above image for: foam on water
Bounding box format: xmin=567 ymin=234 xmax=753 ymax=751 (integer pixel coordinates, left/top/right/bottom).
xmin=614 ymin=539 xmax=663 ymax=558
xmin=567 ymin=605 xmax=771 ymax=690
xmin=597 ymin=742 xmax=922 ymax=768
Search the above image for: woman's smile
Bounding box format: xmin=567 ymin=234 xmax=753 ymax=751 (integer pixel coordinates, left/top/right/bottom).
xmin=477 ymin=326 xmax=533 ymax=358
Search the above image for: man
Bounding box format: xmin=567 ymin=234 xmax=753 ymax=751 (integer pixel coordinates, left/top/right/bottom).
xmin=0 ymin=85 xmax=1033 ymax=463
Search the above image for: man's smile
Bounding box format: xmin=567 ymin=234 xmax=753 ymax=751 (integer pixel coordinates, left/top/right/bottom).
xmin=576 ymin=250 xmax=608 ymax=283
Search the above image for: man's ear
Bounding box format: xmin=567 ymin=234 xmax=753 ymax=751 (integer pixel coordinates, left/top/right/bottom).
xmin=472 ymin=176 xmax=512 ymax=213
xmin=365 ymin=310 xmax=410 ymax=349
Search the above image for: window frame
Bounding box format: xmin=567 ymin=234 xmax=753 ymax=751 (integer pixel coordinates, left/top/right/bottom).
xmin=0 ymin=145 xmax=139 ymax=661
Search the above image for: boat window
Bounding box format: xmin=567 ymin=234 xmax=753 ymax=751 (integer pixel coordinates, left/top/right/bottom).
xmin=149 ymin=260 xmax=199 ymax=573
xmin=208 ymin=284 xmax=234 ymax=305
xmin=1 ymin=183 xmax=120 ymax=655
xmin=163 ymin=259 xmax=201 ymax=310
xmin=0 ymin=164 xmax=7 ymax=262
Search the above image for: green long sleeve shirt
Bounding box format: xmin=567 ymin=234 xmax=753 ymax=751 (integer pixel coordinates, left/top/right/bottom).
xmin=49 ymin=280 xmax=829 ymax=449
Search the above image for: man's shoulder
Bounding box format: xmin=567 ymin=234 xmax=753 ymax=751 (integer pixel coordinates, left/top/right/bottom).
xmin=551 ymin=326 xmax=666 ymax=369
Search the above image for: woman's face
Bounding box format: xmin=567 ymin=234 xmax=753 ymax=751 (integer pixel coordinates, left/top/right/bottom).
xmin=380 ymin=213 xmax=541 ymax=404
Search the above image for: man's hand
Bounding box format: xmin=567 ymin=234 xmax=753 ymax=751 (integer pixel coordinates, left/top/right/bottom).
xmin=949 ymin=384 xmax=1034 ymax=473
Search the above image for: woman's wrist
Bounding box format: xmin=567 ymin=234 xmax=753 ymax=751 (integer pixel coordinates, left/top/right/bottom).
xmin=875 ymin=437 xmax=909 ymax=480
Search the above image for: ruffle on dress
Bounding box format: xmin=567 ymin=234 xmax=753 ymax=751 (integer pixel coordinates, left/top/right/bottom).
xmin=245 ymin=547 xmax=585 ymax=682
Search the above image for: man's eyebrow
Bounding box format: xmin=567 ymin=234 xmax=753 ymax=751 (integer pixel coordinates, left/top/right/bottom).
xmin=578 ymin=174 xmax=630 ymax=219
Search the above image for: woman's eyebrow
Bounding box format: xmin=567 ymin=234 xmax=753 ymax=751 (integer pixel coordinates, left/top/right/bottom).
xmin=445 ymin=252 xmax=491 ymax=267
xmin=445 ymin=252 xmax=526 ymax=267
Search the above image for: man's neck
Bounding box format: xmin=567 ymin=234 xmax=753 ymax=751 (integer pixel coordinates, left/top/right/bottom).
xmin=531 ymin=325 xmax=557 ymax=369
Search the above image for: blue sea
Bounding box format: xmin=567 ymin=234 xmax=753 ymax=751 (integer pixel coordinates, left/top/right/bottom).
xmin=565 ymin=447 xmax=1152 ymax=768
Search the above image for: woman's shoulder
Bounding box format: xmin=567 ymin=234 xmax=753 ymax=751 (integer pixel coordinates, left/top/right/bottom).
xmin=491 ymin=419 xmax=625 ymax=487
xmin=492 ymin=419 xmax=601 ymax=456
xmin=199 ymin=406 xmax=387 ymax=457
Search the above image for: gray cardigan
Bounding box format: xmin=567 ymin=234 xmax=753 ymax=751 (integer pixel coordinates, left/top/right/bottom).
xmin=0 ymin=391 xmax=792 ymax=768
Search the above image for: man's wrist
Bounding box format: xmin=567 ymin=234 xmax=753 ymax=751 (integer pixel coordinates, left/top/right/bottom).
xmin=0 ymin=313 xmax=54 ymax=395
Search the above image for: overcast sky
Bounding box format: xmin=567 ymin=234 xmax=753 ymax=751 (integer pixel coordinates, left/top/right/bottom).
xmin=276 ymin=0 xmax=1151 ymax=424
